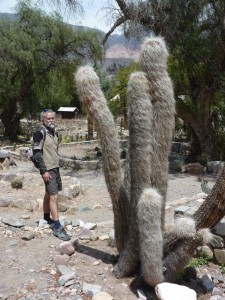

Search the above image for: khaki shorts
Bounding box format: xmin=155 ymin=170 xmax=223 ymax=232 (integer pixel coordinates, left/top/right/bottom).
xmin=45 ymin=168 xmax=62 ymax=195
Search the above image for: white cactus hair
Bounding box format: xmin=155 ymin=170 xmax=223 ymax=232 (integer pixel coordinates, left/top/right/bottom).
xmin=196 ymin=228 xmax=213 ymax=245
xmin=138 ymin=188 xmax=164 ymax=286
xmin=173 ymin=217 xmax=196 ymax=238
xmin=139 ymin=36 xmax=169 ymax=71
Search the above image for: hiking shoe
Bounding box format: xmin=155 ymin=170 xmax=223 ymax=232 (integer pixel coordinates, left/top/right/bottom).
xmin=53 ymin=226 xmax=71 ymax=241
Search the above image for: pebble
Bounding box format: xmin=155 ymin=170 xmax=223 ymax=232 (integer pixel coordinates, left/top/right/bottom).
xmin=21 ymin=215 xmax=30 ymax=219
xmin=92 ymin=292 xmax=114 ymax=300
xmin=99 ymin=234 xmax=109 ymax=241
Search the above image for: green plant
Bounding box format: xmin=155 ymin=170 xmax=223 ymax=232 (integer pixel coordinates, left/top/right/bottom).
xmin=220 ymin=264 xmax=225 ymax=274
xmin=107 ymin=237 xmax=115 ymax=247
xmin=188 ymin=256 xmax=210 ymax=268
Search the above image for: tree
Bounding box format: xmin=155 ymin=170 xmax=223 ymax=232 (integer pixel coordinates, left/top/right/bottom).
xmin=102 ymin=0 xmax=225 ymax=161
xmin=108 ymin=62 xmax=140 ymax=125
xmin=0 ymin=0 xmax=102 ymax=140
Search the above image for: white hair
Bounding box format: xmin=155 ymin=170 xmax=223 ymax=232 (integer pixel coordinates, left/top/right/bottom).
xmin=40 ymin=109 xmax=55 ymax=121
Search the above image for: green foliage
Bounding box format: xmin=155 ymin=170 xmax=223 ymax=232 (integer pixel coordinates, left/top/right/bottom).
xmin=121 ymin=0 xmax=225 ymax=161
xmin=188 ymin=256 xmax=210 ymax=268
xmin=108 ymin=62 xmax=140 ymax=118
xmin=94 ymin=63 xmax=112 ymax=98
xmin=220 ymin=264 xmax=225 ymax=274
xmin=0 ymin=0 xmax=102 ymax=139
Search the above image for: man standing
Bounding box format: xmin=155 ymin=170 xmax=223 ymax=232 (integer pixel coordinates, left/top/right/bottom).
xmin=32 ymin=109 xmax=70 ymax=241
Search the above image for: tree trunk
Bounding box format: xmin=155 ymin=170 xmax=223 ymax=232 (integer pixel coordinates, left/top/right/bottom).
xmin=194 ymin=164 xmax=225 ymax=229
xmin=162 ymin=164 xmax=225 ymax=282
xmin=176 ymin=104 xmax=214 ymax=161
xmin=87 ymin=113 xmax=94 ymax=140
xmin=0 ymin=104 xmax=21 ymax=141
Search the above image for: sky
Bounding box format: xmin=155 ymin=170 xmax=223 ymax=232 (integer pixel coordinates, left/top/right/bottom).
xmin=0 ymin=0 xmax=121 ymax=33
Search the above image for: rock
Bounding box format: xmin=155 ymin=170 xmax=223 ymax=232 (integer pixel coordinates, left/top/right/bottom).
xmin=66 ymin=204 xmax=78 ymax=213
xmin=2 ymin=217 xmax=24 ymax=228
xmin=210 ymin=272 xmax=225 ymax=283
xmin=58 ymin=193 xmax=67 ymax=202
xmin=174 ymin=205 xmax=190 ymax=217
xmin=92 ymin=292 xmax=114 ymax=300
xmin=78 ymin=228 xmax=93 ymax=240
xmin=58 ymin=271 xmax=76 ymax=286
xmin=0 ymin=150 xmax=10 ymax=159
xmin=214 ymin=249 xmax=225 ymax=264
xmin=70 ymin=183 xmax=81 ymax=198
xmin=213 ymin=221 xmax=225 ymax=238
xmin=99 ymin=234 xmax=109 ymax=241
xmin=72 ymin=219 xmax=85 ymax=227
xmin=59 ymin=241 xmax=75 ymax=256
xmin=63 ymin=187 xmax=73 ymax=199
xmin=1 ymin=173 xmax=17 ymax=181
xmin=209 ymin=234 xmax=224 ymax=248
xmin=82 ymin=282 xmax=102 ymax=296
xmin=182 ymin=163 xmax=206 ymax=174
xmin=53 ymin=255 xmax=69 ymax=267
xmin=155 ymin=282 xmax=197 ymax=300
xmin=2 ymin=158 xmax=10 ymax=170
xmin=21 ymin=215 xmax=30 ymax=220
xmin=38 ymin=219 xmax=48 ymax=228
xmin=212 ymin=287 xmax=223 ymax=296
xmin=83 ymin=222 xmax=97 ymax=230
xmin=0 ymin=198 xmax=12 ymax=207
xmin=200 ymin=274 xmax=215 ymax=293
xmin=21 ymin=232 xmax=35 ymax=241
xmin=66 ymin=224 xmax=73 ymax=231
xmin=197 ymin=246 xmax=213 ymax=260
xmin=36 ymin=198 xmax=43 ymax=210
xmin=59 ymin=216 xmax=71 ymax=226
xmin=209 ymin=295 xmax=223 ymax=300
xmin=57 ymin=202 xmax=68 ymax=212
xmin=12 ymin=198 xmax=37 ymax=211
xmin=92 ymin=204 xmax=103 ymax=210
xmin=57 ymin=265 xmax=75 ymax=275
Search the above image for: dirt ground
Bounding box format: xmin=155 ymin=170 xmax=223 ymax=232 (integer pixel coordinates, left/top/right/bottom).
xmin=0 ymin=142 xmax=220 ymax=300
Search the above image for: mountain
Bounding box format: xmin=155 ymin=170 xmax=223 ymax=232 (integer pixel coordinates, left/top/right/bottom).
xmin=70 ymin=24 xmax=140 ymax=61
xmin=0 ymin=12 xmax=139 ymax=66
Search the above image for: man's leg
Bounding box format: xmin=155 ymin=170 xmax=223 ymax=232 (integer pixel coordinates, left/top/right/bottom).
xmin=43 ymin=192 xmax=50 ymax=213
xmin=49 ymin=193 xmax=61 ymax=229
xmin=43 ymin=192 xmax=53 ymax=224
xmin=46 ymin=169 xmax=70 ymax=241
xmin=49 ymin=193 xmax=59 ymax=221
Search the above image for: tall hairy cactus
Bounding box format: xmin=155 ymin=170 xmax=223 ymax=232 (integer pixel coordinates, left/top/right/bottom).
xmin=74 ymin=66 xmax=129 ymax=252
xmin=75 ymin=37 xmax=221 ymax=287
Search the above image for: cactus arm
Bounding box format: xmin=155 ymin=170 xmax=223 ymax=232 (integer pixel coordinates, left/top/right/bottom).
xmin=75 ymin=66 xmax=129 ymax=252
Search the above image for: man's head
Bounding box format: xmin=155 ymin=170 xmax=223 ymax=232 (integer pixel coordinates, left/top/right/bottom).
xmin=41 ymin=109 xmax=56 ymax=130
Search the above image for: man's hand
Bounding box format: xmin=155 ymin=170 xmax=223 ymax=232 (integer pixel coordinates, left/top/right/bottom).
xmin=42 ymin=171 xmax=52 ymax=182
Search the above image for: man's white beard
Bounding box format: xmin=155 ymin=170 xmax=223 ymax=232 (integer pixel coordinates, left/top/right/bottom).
xmin=44 ymin=122 xmax=55 ymax=130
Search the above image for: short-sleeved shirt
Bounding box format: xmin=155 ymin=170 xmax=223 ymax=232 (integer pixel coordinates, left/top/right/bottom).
xmin=33 ymin=127 xmax=59 ymax=170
